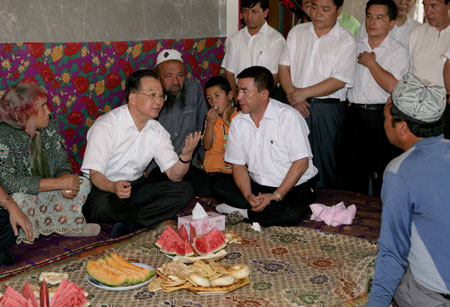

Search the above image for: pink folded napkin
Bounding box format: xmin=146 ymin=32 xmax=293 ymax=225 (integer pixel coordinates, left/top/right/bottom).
xmin=309 ymin=201 xmax=356 ymax=227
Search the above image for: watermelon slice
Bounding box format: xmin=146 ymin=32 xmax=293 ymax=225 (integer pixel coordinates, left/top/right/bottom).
xmin=158 ymin=227 xmax=188 ymax=256
xmin=177 ymin=224 xmax=189 ymax=242
xmin=189 ymin=224 xmax=197 ymax=243
xmin=21 ymin=282 xmax=39 ymax=307
xmin=50 ymin=279 xmax=89 ymax=307
xmin=184 ymin=241 xmax=195 ymax=257
xmin=192 ymin=227 xmax=227 ymax=256
xmin=155 ymin=227 xmax=178 ymax=248
xmin=0 ymin=287 xmax=28 ymax=306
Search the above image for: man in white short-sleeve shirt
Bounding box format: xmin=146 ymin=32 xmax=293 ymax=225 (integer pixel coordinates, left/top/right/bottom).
xmin=81 ymin=70 xmax=201 ymax=238
xmin=211 ymin=66 xmax=318 ymax=227
xmin=410 ymin=0 xmax=450 ymax=138
xmin=221 ymin=0 xmax=286 ymax=99
xmin=278 ymin=0 xmax=356 ymax=189
xmin=342 ymin=0 xmax=410 ymax=195
xmin=356 ymin=0 xmax=420 ymax=47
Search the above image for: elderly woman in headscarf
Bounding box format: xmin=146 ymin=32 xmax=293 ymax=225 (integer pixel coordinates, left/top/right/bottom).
xmin=0 ymin=82 xmax=99 ymax=264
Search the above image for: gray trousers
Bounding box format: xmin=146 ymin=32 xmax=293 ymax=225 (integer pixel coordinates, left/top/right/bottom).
xmin=305 ymin=99 xmax=345 ymax=188
xmin=394 ymin=268 xmax=450 ymax=307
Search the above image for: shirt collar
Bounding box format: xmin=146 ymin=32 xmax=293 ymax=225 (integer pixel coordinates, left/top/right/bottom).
xmin=309 ymin=21 xmax=341 ymax=39
xmin=244 ymin=21 xmax=269 ymax=37
xmin=359 ymin=32 xmax=392 ymax=50
xmin=122 ymin=105 xmax=153 ymax=132
xmin=240 ymin=98 xmax=276 ymax=124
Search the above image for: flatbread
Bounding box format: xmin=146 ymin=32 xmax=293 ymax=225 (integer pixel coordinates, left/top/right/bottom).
xmin=156 ymin=263 xmax=249 ymax=294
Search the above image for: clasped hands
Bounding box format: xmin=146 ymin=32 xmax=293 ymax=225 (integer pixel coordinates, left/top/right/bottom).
xmin=59 ymin=173 xmax=82 ymax=199
xmin=287 ymin=88 xmax=310 ymax=118
xmin=246 ymin=192 xmax=278 ymax=212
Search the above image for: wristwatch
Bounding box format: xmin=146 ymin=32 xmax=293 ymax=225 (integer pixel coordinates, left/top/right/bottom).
xmin=273 ymin=191 xmax=283 ymax=202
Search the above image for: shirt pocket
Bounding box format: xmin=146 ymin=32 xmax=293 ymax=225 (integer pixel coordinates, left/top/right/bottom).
xmin=269 ymin=138 xmax=291 ymax=169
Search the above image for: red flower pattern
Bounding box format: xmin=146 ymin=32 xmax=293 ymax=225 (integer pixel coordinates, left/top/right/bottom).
xmin=27 ymin=43 xmax=46 ymax=58
xmin=106 ymin=72 xmax=120 ymax=90
xmin=68 ymin=111 xmax=83 ymax=125
xmin=40 ymin=66 xmax=54 ymax=83
xmin=64 ymin=43 xmax=82 ymax=57
xmin=73 ymin=76 xmax=89 ymax=93
xmin=113 ymin=41 xmax=128 ymax=56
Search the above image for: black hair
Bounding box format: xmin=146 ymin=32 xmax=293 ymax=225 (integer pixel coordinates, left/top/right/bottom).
xmin=237 ymin=66 xmax=274 ymax=93
xmin=204 ymin=76 xmax=232 ymax=94
xmin=332 ymin=0 xmax=344 ymax=8
xmin=241 ymin=0 xmax=269 ymax=11
xmin=390 ymin=103 xmax=444 ymax=138
xmin=365 ymin=0 xmax=398 ymax=21
xmin=125 ymin=69 xmax=159 ymax=102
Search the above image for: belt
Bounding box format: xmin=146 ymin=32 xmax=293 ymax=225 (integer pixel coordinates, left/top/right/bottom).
xmin=349 ymin=103 xmax=384 ymax=111
xmin=307 ymin=97 xmax=340 ymax=104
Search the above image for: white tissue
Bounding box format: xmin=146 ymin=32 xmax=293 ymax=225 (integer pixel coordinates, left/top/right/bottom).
xmin=192 ymin=202 xmax=209 ymax=220
xmin=251 ymin=222 xmax=261 ymax=232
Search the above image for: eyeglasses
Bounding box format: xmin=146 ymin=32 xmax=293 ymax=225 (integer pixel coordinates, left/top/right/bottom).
xmin=133 ymin=92 xmax=167 ymax=101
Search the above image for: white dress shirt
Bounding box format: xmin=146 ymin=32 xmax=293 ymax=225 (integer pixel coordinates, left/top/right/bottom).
xmin=442 ymin=44 xmax=450 ymax=61
xmin=356 ymin=16 xmax=420 ymax=48
xmin=225 ymin=99 xmax=318 ymax=187
xmin=81 ymin=105 xmax=178 ymax=182
xmin=222 ymin=22 xmax=286 ymax=76
xmin=409 ymin=23 xmax=450 ymax=87
xmin=348 ymin=35 xmax=410 ymax=104
xmin=279 ymin=22 xmax=356 ymax=101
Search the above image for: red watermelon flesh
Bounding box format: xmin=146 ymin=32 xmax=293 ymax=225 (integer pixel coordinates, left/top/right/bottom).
xmin=155 ymin=227 xmax=178 ymax=248
xmin=184 ymin=241 xmax=195 ymax=257
xmin=177 ymin=224 xmax=189 ymax=242
xmin=21 ymin=282 xmax=39 ymax=307
xmin=189 ymin=224 xmax=196 ymax=243
xmin=158 ymin=227 xmax=188 ymax=256
xmin=0 ymin=287 xmax=28 ymax=306
xmin=193 ymin=227 xmax=227 ymax=256
xmin=50 ymin=287 xmax=89 ymax=307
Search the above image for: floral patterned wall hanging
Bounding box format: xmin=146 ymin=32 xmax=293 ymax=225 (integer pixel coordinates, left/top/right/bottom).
xmin=0 ymin=38 xmax=225 ymax=172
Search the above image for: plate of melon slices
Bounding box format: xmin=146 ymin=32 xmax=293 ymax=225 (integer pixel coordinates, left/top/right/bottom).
xmin=86 ymin=253 xmax=156 ymax=291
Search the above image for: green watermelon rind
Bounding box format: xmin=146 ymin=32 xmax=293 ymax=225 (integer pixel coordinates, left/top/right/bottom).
xmin=157 ymin=227 xmax=188 ymax=256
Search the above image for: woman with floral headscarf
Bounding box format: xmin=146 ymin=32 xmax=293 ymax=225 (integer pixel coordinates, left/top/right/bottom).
xmin=0 ymin=83 xmax=99 ymax=265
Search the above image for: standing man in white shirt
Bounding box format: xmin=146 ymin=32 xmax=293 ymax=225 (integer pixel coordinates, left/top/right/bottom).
xmin=409 ymin=0 xmax=450 ymax=137
xmin=212 ymin=66 xmax=318 ymax=227
xmin=342 ymin=0 xmax=410 ymax=196
xmin=356 ymin=0 xmax=420 ymax=47
xmin=81 ymin=70 xmax=201 ymax=238
xmin=221 ymin=0 xmax=286 ymax=99
xmin=278 ymin=0 xmax=356 ymax=188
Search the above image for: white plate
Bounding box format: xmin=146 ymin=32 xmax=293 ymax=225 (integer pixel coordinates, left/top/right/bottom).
xmin=86 ymin=263 xmax=155 ymax=291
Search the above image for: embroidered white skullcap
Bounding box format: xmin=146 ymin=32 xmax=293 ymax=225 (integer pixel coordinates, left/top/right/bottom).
xmin=392 ymin=73 xmax=446 ymax=123
xmin=156 ymin=49 xmax=183 ymax=65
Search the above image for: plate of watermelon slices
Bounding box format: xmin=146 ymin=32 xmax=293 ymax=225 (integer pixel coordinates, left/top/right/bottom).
xmin=87 ymin=263 xmax=156 ymax=291
xmin=155 ymin=226 xmax=228 ymax=261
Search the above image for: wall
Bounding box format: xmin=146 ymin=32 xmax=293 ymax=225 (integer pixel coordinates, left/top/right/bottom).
xmin=0 ymin=0 xmax=227 ymax=43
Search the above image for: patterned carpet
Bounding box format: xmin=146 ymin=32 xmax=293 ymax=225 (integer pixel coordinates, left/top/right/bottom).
xmin=0 ymin=189 xmax=382 ymax=306
xmin=0 ymin=221 xmax=377 ymax=306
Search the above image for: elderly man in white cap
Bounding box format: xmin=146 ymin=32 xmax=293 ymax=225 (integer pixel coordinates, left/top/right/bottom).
xmin=147 ymin=49 xmax=210 ymax=197
xmin=368 ymin=73 xmax=450 ymax=306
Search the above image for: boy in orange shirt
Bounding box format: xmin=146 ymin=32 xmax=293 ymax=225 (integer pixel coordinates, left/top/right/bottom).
xmin=203 ymin=76 xmax=238 ymax=174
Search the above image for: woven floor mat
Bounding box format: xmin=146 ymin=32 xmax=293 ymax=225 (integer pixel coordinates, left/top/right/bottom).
xmin=0 ymin=221 xmax=377 ymax=306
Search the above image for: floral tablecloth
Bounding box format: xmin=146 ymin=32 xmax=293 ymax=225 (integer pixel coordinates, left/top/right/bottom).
xmin=0 ymin=220 xmax=377 ymax=306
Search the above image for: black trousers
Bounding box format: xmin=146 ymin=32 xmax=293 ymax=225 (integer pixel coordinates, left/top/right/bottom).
xmin=305 ymin=98 xmax=345 ymax=189
xmin=83 ymin=176 xmax=193 ymax=227
xmin=210 ymin=173 xmax=315 ymax=227
xmin=147 ymin=165 xmax=211 ymax=197
xmin=340 ymin=104 xmax=401 ymax=195
xmin=0 ymin=209 xmax=16 ymax=252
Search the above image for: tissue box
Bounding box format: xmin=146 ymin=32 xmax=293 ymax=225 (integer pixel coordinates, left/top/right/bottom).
xmin=178 ymin=212 xmax=225 ymax=239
